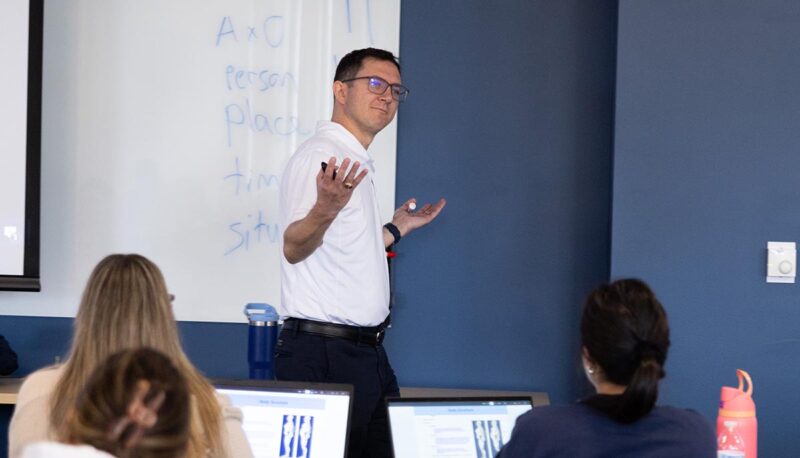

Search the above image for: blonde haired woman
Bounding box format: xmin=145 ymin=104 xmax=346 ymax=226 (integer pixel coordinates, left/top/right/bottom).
xmin=9 ymin=254 xmax=252 ymax=457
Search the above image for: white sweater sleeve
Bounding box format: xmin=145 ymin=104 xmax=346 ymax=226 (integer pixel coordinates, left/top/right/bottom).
xmin=216 ymin=392 xmax=254 ymax=458
xmin=8 ymin=366 xmax=63 ymax=458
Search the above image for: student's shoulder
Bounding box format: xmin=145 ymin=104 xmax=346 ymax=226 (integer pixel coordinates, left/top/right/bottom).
xmin=16 ymin=365 xmax=64 ymax=406
xmin=653 ymin=405 xmax=713 ymax=428
xmin=515 ymin=403 xmax=590 ymax=431
xmin=499 ymin=405 xmax=591 ymax=457
xmin=21 ymin=365 xmax=63 ymax=387
xmin=19 ymin=442 xmax=115 ymax=458
xmin=214 ymin=390 xmax=244 ymax=422
xmin=651 ymin=405 xmax=717 ymax=448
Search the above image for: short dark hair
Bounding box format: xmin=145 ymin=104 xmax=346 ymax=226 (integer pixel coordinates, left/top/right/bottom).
xmin=580 ymin=279 xmax=670 ymax=423
xmin=334 ymin=47 xmax=401 ymax=81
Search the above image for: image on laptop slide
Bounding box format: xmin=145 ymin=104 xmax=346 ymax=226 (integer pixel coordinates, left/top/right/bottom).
xmin=214 ymin=379 xmax=353 ymax=458
xmin=387 ymin=396 xmax=533 ymax=458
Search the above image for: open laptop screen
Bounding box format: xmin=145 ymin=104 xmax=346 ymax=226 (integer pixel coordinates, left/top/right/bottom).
xmin=387 ymin=396 xmax=533 ymax=458
xmin=214 ymin=379 xmax=353 ymax=458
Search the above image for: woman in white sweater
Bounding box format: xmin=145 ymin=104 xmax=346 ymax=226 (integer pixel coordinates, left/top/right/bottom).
xmin=9 ymin=254 xmax=253 ymax=458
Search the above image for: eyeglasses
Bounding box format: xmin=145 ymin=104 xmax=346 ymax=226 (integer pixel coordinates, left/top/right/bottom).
xmin=339 ymin=76 xmax=410 ymax=102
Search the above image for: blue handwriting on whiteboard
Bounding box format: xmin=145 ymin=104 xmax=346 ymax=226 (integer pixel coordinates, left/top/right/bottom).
xmin=225 ymin=210 xmax=280 ymax=255
xmin=225 ymin=65 xmax=296 ymax=93
xmin=224 ymin=157 xmax=280 ymax=196
xmin=216 ymin=15 xmax=285 ymax=48
xmin=225 ymin=98 xmax=309 ymax=147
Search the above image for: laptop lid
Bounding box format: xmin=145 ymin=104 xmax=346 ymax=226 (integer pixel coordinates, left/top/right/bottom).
xmin=387 ymin=396 xmax=534 ymax=458
xmin=214 ymin=379 xmax=353 ymax=458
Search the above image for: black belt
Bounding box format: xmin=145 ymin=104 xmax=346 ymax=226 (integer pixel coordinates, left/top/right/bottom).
xmin=282 ymin=318 xmax=386 ymax=346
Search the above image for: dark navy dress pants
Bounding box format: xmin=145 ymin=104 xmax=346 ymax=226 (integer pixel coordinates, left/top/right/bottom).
xmin=275 ymin=329 xmax=400 ymax=458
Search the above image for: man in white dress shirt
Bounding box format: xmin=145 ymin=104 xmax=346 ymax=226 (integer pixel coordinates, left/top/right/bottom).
xmin=277 ymin=48 xmax=446 ymax=457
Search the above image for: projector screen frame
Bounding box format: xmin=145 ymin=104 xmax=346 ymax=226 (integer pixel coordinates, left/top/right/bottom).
xmin=0 ymin=0 xmax=43 ymax=292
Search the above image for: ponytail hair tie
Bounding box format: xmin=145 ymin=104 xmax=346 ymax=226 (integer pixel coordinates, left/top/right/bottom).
xmin=107 ymin=380 xmax=166 ymax=449
xmin=635 ymin=340 xmax=662 ymax=363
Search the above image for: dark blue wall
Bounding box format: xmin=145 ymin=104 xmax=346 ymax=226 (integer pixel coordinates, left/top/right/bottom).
xmin=0 ymin=0 xmax=618 ymax=455
xmin=613 ymin=1 xmax=800 ymax=456
xmin=387 ymin=0 xmax=616 ymax=399
xmin=0 ymin=318 xmax=250 ymax=379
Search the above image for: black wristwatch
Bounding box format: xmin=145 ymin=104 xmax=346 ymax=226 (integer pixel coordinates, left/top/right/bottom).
xmin=383 ymin=222 xmax=402 ymax=245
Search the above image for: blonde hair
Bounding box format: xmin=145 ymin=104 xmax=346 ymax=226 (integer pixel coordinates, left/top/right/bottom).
xmin=64 ymin=347 xmax=190 ymax=458
xmin=51 ymin=254 xmax=224 ymax=457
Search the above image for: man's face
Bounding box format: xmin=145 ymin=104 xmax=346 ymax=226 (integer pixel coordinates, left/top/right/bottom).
xmin=339 ymin=58 xmax=402 ymax=138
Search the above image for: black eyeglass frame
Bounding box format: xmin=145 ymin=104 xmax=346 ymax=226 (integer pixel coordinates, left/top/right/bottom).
xmin=339 ymin=76 xmax=410 ymax=102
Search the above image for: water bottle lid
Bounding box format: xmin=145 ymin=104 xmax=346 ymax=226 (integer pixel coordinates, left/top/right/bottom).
xmin=719 ymin=369 xmax=756 ymax=414
xmin=244 ymin=302 xmax=279 ymax=323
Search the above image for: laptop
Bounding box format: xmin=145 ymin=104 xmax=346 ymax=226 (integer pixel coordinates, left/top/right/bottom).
xmin=387 ymin=396 xmax=534 ymax=458
xmin=214 ymin=379 xmax=353 ymax=458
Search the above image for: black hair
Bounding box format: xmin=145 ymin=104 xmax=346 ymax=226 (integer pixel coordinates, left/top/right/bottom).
xmin=334 ymin=47 xmax=401 ymax=82
xmin=580 ymin=279 xmax=670 ymax=423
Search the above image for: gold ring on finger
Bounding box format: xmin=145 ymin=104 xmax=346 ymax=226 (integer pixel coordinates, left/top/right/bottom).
xmin=344 ymin=181 xmax=354 ymax=189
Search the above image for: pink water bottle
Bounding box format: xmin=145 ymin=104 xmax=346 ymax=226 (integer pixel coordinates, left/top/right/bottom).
xmin=717 ymin=369 xmax=757 ymax=458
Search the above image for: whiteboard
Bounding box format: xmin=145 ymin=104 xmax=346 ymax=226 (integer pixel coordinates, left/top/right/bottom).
xmin=0 ymin=0 xmax=400 ymax=322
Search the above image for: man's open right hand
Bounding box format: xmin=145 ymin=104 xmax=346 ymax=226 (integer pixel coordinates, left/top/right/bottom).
xmin=314 ymin=156 xmax=369 ymax=217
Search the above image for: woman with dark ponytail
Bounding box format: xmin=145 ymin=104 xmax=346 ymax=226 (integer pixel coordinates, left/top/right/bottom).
xmin=498 ymin=279 xmax=716 ymax=457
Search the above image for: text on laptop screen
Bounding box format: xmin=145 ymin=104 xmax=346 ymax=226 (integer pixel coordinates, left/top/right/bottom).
xmin=216 ymin=384 xmax=351 ymax=458
xmin=388 ymin=398 xmax=533 ymax=458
